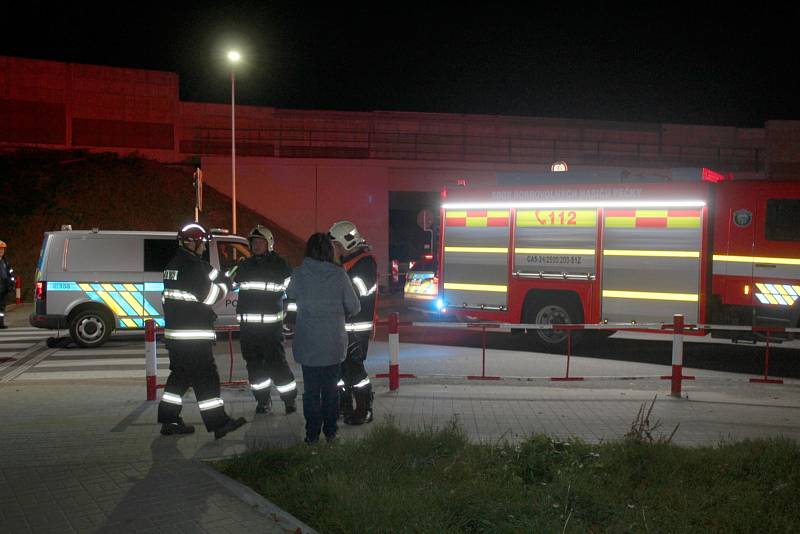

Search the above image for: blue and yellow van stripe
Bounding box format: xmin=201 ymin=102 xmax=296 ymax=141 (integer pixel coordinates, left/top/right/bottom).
xmin=48 ymin=281 xmax=165 ymax=328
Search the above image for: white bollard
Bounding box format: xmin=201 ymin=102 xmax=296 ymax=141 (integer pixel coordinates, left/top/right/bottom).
xmin=671 ymin=314 xmax=684 ymax=397
xmin=145 ymin=319 xmax=158 ymax=401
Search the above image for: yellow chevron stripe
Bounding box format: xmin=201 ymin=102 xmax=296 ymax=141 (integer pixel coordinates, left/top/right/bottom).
xmin=96 ymin=291 xmax=126 ymax=316
xmin=120 ymin=291 xmax=147 ymax=316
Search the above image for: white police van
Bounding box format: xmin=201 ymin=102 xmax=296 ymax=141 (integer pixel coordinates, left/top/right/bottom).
xmin=30 ymin=228 xmax=251 ymax=347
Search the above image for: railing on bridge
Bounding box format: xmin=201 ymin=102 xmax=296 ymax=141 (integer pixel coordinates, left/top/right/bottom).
xmin=182 ymin=126 xmax=764 ymax=171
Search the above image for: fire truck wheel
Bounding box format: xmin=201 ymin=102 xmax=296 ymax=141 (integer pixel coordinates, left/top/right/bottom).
xmin=524 ymin=298 xmax=583 ymax=352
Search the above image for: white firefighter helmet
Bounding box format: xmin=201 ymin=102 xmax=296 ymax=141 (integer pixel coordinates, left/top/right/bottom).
xmin=177 ymin=223 xmax=210 ymax=243
xmin=248 ymin=225 xmax=274 ymax=251
xmin=328 ymin=220 xmax=365 ymax=252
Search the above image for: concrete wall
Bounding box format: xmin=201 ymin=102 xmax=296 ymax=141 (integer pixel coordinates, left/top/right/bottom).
xmin=200 ymin=157 xmax=390 ymax=274
xmin=0 ymin=55 xmax=179 ymax=160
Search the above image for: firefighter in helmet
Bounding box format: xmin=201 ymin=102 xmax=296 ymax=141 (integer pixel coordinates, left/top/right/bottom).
xmin=0 ymin=240 xmax=14 ymax=329
xmin=229 ymin=225 xmax=297 ymax=415
xmin=329 ymin=220 xmax=378 ymax=425
xmin=158 ymin=223 xmax=246 ymax=439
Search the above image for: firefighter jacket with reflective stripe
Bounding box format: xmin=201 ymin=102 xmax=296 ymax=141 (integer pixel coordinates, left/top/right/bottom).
xmin=0 ymin=257 xmax=14 ymax=297
xmin=342 ymin=250 xmax=378 ymax=327
xmin=232 ymin=252 xmax=292 ymax=322
xmin=162 ymin=247 xmax=227 ymax=334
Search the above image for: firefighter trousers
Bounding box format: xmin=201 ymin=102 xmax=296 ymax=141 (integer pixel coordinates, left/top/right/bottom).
xmin=340 ymin=333 xmax=372 ymax=417
xmin=240 ymin=325 xmax=297 ymax=405
xmin=157 ymin=341 xmax=230 ymax=432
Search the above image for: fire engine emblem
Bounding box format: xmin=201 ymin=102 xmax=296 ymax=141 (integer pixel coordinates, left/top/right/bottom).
xmin=733 ymin=209 xmax=752 ymax=228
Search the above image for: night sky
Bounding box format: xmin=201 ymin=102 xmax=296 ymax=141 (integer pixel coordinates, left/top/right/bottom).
xmin=2 ymin=3 xmax=798 ymax=127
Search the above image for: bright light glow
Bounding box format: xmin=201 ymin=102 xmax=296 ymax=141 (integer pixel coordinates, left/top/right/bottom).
xmin=227 ymin=50 xmax=241 ymax=63
xmin=442 ymin=200 xmax=706 ymax=209
xmin=436 ymin=298 xmax=445 ymax=310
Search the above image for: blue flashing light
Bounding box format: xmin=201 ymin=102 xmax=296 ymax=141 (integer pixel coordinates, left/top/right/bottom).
xmin=436 ymin=298 xmax=445 ymax=311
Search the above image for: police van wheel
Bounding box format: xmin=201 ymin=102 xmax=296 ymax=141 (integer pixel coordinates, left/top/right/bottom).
xmin=69 ymin=308 xmax=113 ymax=348
xmin=524 ymin=298 xmax=583 ymax=353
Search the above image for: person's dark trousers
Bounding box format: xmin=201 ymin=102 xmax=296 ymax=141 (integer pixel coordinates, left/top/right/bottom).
xmin=241 ymin=325 xmax=297 ymax=405
xmin=0 ymin=298 xmax=6 ymax=328
xmin=157 ymin=341 xmax=230 ymax=432
xmin=301 ymin=363 xmax=340 ymax=441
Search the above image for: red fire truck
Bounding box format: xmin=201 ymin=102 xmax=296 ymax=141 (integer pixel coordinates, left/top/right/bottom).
xmin=437 ymin=172 xmax=800 ymax=349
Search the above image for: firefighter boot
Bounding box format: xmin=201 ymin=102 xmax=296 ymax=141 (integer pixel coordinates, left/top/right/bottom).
xmin=0 ymin=317 xmax=6 ymax=329
xmin=214 ymin=417 xmax=247 ymax=440
xmin=284 ymin=392 xmax=297 ymax=415
xmin=345 ymin=386 xmax=374 ymax=426
xmin=160 ymin=417 xmax=195 ymax=436
xmin=256 ymin=395 xmax=272 ymax=415
xmin=339 ymin=386 xmax=353 ymax=420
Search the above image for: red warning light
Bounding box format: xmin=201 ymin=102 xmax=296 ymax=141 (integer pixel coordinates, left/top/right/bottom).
xmin=701 ymin=168 xmax=729 ymax=183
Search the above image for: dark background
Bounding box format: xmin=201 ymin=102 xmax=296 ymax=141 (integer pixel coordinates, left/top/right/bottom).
xmin=2 ymin=3 xmax=798 ymax=127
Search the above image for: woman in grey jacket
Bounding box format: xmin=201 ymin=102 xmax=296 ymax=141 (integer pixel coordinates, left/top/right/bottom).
xmin=286 ymin=233 xmax=360 ymax=444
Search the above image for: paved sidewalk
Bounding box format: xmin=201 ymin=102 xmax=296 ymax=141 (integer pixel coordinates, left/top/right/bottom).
xmin=3 ymin=303 xmax=800 ymax=533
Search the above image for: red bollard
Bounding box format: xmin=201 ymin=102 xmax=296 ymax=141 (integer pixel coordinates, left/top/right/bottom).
xmin=15 ymin=275 xmax=21 ymax=304
xmin=388 ymin=312 xmax=400 ymax=390
xmin=145 ymin=319 xmax=158 ymax=401
xmin=750 ymin=328 xmax=784 ymax=384
xmin=551 ymin=326 xmax=584 ymax=381
xmin=467 ymin=324 xmax=501 ymax=380
xmin=376 ymin=312 xmax=415 ymax=386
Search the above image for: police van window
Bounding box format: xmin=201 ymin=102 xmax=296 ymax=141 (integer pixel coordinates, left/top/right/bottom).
xmin=66 ymin=238 xmax=143 ymax=272
xmin=765 ymin=199 xmax=800 ymax=241
xmin=144 ymin=239 xmax=177 ymax=272
xmin=217 ymin=241 xmax=251 ymax=274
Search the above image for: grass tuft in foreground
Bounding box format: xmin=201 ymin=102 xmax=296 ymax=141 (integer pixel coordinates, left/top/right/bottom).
xmin=216 ymin=419 xmax=800 ymax=533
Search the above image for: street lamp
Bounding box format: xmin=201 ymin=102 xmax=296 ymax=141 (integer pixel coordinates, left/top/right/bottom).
xmin=227 ymin=50 xmax=241 ymax=234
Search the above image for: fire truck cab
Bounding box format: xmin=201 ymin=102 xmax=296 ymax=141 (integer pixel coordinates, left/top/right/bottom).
xmin=437 ymin=176 xmax=800 ymax=349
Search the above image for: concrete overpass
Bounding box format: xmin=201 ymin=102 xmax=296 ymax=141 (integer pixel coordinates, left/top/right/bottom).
xmin=3 ymin=54 xmax=799 ymax=275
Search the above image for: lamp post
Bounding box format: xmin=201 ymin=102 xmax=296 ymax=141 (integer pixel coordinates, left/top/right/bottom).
xmin=227 ymin=50 xmax=241 ymax=234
